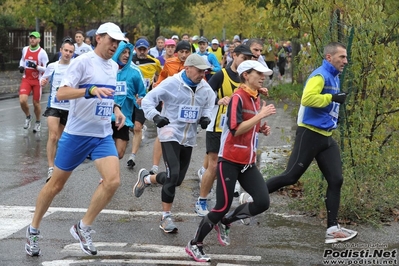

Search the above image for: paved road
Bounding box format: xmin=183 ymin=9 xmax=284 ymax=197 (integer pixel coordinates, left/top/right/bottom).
xmin=0 ymin=73 xmax=398 ymax=266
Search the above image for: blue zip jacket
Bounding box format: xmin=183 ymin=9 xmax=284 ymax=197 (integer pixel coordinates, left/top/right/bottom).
xmin=111 ymin=41 xmax=146 ymax=128
xmin=298 ymin=59 xmax=341 ymax=133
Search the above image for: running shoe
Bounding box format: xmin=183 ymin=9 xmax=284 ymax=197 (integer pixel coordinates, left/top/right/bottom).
xmin=195 ymin=198 xmax=209 ymax=217
xmin=33 ymin=121 xmax=41 ymax=133
xmin=215 ymin=221 xmax=230 ymax=246
xmin=325 ymin=225 xmax=358 ymax=244
xmin=238 ymin=192 xmax=252 ymax=225
xmin=149 ymin=165 xmax=158 ymax=175
xmin=185 ymin=240 xmax=211 ymax=262
xmin=159 ymin=215 xmax=178 ymax=233
xmin=46 ymin=167 xmax=54 ymax=183
xmin=23 ymin=118 xmax=31 ymax=129
xmin=25 ymin=227 xmax=42 ymax=256
xmin=70 ymin=223 xmax=97 ymax=255
xmin=133 ymin=168 xmax=150 ymax=197
xmin=127 ymin=154 xmax=135 ymax=168
xmin=234 ymin=182 xmax=241 ymax=197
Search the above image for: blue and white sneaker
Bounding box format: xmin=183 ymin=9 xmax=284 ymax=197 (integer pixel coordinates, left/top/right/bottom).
xmin=195 ymin=198 xmax=209 ymax=216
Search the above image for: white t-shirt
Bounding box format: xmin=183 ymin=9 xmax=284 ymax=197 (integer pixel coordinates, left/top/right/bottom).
xmin=74 ymin=42 xmax=93 ymax=56
xmin=60 ymin=51 xmax=118 ymax=137
xmin=41 ymin=62 xmax=70 ymax=110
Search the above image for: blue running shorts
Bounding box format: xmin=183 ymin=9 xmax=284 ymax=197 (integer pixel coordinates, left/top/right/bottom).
xmin=55 ymin=132 xmax=118 ymax=171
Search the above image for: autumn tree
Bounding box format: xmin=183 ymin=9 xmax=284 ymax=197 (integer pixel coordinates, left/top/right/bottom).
xmin=122 ymin=0 xmax=217 ymax=44
xmin=13 ymin=0 xmax=119 ymax=49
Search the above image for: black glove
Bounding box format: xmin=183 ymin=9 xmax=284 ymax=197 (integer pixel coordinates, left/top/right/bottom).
xmin=153 ymin=114 xmax=170 ymax=128
xmin=199 ymin=117 xmax=211 ymax=129
xmin=27 ymin=61 xmax=37 ymax=69
xmin=331 ymin=92 xmax=346 ymax=104
xmin=18 ymin=66 xmax=24 ymax=73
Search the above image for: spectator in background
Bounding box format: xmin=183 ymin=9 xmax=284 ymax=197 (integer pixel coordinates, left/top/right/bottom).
xmin=74 ymin=30 xmax=93 ymax=56
xmin=149 ymin=36 xmax=166 ymax=58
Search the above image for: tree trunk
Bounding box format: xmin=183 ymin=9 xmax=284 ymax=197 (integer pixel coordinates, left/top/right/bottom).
xmin=55 ymin=23 xmax=65 ymax=51
xmin=153 ymin=24 xmax=160 ymax=45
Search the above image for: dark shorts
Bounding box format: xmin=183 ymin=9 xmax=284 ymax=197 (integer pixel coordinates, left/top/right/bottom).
xmin=133 ymin=106 xmax=146 ymax=125
xmin=43 ymin=107 xmax=69 ymax=126
xmin=112 ymin=121 xmax=130 ymax=141
xmin=206 ymin=131 xmax=222 ymax=154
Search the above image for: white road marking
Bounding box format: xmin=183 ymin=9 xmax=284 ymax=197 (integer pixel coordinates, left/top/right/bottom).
xmin=0 ymin=205 xmax=197 ymax=240
xmin=43 ymin=259 xmax=210 ymax=265
xmin=62 ymin=243 xmax=261 ymax=262
xmin=1 ymin=205 xmax=261 ymax=265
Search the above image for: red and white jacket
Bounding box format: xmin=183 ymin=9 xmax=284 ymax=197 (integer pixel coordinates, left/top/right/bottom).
xmin=219 ymin=85 xmax=260 ymax=165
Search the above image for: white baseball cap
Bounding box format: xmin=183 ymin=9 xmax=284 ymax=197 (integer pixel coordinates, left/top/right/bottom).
xmin=171 ymin=35 xmax=179 ymax=40
xmin=237 ymin=60 xmax=273 ymax=76
xmin=211 ymin=39 xmax=219 ymax=45
xmin=96 ymin=22 xmax=125 ymax=41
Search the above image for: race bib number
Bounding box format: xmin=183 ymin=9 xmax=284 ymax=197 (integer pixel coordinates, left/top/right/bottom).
xmin=54 ymin=96 xmax=69 ymax=104
xmin=219 ymin=114 xmax=226 ymax=128
xmin=115 ymin=81 xmax=127 ymax=95
xmin=178 ymin=105 xmax=200 ymax=123
xmin=253 ymin=132 xmax=259 ymax=151
xmin=144 ymin=78 xmax=151 ymax=90
xmin=95 ymin=101 xmax=113 ymax=119
xmin=329 ymin=102 xmax=340 ymax=119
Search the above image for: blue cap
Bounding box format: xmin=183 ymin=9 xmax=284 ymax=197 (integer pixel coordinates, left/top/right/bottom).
xmin=135 ymin=39 xmax=149 ymax=49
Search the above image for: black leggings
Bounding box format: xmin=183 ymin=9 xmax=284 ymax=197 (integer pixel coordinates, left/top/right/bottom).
xmin=193 ymin=160 xmax=270 ymax=244
xmin=266 ymin=126 xmax=343 ymax=227
xmin=154 ymin=141 xmax=192 ymax=203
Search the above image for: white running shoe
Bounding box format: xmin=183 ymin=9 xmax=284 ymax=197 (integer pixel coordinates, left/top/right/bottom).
xmin=325 ymin=225 xmax=358 ymax=244
xmin=23 ymin=118 xmax=31 ymax=129
xmin=33 ymin=122 xmax=41 ymax=133
xmin=185 ymin=240 xmax=211 ymax=262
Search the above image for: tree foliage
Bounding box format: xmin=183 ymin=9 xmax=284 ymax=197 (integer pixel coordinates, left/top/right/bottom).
xmin=123 ymin=0 xmax=215 ymax=44
xmin=9 ymin=0 xmax=118 ymax=49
